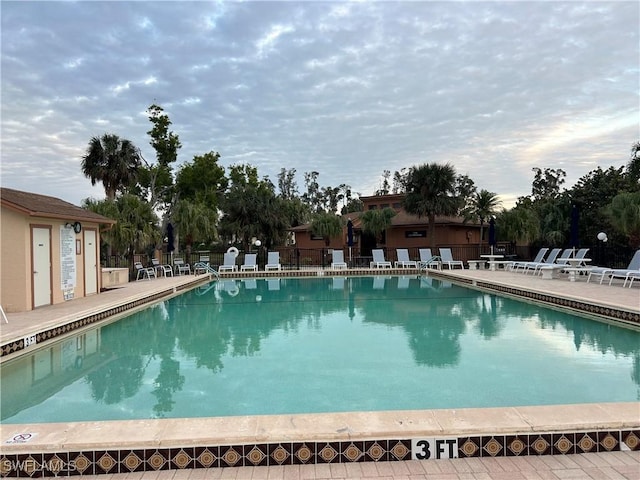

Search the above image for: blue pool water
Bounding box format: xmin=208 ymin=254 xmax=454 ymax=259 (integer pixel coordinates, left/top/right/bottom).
xmin=1 ymin=276 xmax=638 ymax=423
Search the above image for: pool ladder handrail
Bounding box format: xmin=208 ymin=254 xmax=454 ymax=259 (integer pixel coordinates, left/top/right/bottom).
xmin=193 ymin=262 xmax=220 ymax=279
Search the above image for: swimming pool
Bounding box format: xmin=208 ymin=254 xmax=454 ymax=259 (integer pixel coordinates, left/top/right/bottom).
xmin=2 ymin=275 xmax=638 ymax=424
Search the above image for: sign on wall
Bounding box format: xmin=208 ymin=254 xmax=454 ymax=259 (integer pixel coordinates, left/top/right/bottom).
xmin=60 ymin=226 xmax=76 ymax=297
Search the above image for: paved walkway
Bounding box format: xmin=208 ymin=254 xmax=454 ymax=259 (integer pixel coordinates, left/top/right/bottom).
xmin=79 ymin=451 xmax=640 ymax=479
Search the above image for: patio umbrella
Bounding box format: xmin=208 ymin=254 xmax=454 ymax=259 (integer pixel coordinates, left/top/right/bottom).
xmin=166 ymin=223 xmax=175 ymax=261
xmin=488 ymin=217 xmax=496 ymax=255
xmin=570 ymin=205 xmax=579 ymax=255
xmin=347 ymin=218 xmax=354 ymax=262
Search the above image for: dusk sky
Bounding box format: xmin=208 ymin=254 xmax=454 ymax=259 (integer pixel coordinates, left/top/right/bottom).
xmin=1 ymin=1 xmax=638 ymax=209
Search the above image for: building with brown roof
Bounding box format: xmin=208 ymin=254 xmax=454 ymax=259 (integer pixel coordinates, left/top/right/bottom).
xmin=290 ymin=193 xmax=483 ymax=255
xmin=1 ymin=187 xmax=116 ymax=312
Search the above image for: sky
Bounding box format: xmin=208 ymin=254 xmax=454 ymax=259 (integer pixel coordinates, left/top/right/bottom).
xmin=1 ymin=1 xmax=638 ymax=210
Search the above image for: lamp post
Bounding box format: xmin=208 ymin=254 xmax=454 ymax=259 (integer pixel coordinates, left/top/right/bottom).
xmin=597 ymin=232 xmax=608 ymax=266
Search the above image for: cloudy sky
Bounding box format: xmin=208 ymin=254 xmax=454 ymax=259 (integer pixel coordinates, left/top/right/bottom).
xmin=1 ymin=1 xmax=638 ymax=209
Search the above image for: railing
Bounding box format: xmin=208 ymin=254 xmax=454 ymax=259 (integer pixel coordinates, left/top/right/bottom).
xmin=104 ymin=243 xmax=637 ymax=273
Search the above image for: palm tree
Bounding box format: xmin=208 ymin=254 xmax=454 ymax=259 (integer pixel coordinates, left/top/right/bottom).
xmin=172 ymin=198 xmax=218 ymax=262
xmin=465 ymin=189 xmax=501 ymax=246
xmin=605 ymin=192 xmax=640 ymax=248
xmin=403 ymin=163 xmax=458 ymax=247
xmin=84 ymin=194 xmax=160 ymax=270
xmin=360 ymin=208 xmax=396 ymax=247
xmin=310 ymin=213 xmax=344 ymax=246
xmin=81 ymin=134 xmax=141 ymax=200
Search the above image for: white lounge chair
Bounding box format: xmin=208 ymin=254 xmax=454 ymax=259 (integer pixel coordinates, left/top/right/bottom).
xmin=331 ymin=250 xmax=348 ymax=269
xmin=588 ymin=249 xmax=640 ymax=285
xmin=556 ymin=248 xmax=590 ymax=267
xmin=370 ymin=249 xmax=392 ymax=268
xmin=527 ymin=248 xmax=573 ymax=274
xmin=395 ymin=248 xmax=417 ymax=268
xmin=522 ymin=248 xmax=562 ymax=274
xmin=151 ymin=258 xmax=173 ymax=277
xmin=219 ymin=252 xmax=238 ymax=272
xmin=510 ymin=248 xmax=549 ymax=271
xmin=173 ymin=258 xmax=191 ymax=275
xmin=265 ymin=251 xmax=281 ymax=271
xmin=240 ymin=253 xmax=258 ymax=271
xmin=439 ymin=248 xmax=464 ymax=269
xmin=135 ymin=261 xmax=156 ymax=280
xmin=418 ymin=248 xmax=441 ymax=270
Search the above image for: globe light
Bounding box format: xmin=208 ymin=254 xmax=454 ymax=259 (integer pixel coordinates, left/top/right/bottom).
xmin=254 ymin=240 xmax=262 ymax=247
xmin=597 ymin=232 xmax=607 ymax=241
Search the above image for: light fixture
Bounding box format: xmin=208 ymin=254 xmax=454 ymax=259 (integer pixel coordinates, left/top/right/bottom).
xmin=597 ymin=232 xmax=608 ymax=242
xmin=254 ymin=240 xmax=262 ymax=247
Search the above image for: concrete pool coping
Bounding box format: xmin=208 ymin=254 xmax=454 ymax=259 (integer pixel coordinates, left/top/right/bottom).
xmin=1 ymin=268 xmax=638 ymax=475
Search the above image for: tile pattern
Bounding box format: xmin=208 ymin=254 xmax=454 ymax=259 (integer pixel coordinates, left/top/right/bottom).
xmin=1 ymin=429 xmax=637 ymax=477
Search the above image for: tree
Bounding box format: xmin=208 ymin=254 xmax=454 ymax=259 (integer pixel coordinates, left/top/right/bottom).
xmin=360 ymin=207 xmax=396 ymax=247
xmin=605 ymin=192 xmax=640 ymax=248
xmin=374 ymin=170 xmax=391 ymax=195
xmin=137 ymin=104 xmax=182 ymax=211
xmin=174 ymin=151 xmax=227 ymax=208
xmin=403 ymin=163 xmax=458 ymax=247
xmin=302 ymin=171 xmax=322 ymax=213
xmin=83 ymin=194 xmax=160 ymax=271
xmin=496 ymin=206 xmax=540 ymax=245
xmin=628 ymin=141 xmax=640 ymax=185
xmin=465 ymin=189 xmax=501 ymax=246
xmin=531 ymin=167 xmax=566 ymax=201
xmin=81 ymin=134 xmax=141 ymax=200
xmin=171 ymin=198 xmax=217 ymax=260
xmin=277 ymin=168 xmax=298 ymax=199
xmin=219 ymin=164 xmax=289 ymax=249
xmin=310 ymin=213 xmax=343 ymax=246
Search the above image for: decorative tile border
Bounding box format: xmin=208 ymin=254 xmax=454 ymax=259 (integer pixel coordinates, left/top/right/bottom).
xmin=1 ymin=429 xmax=637 ymax=476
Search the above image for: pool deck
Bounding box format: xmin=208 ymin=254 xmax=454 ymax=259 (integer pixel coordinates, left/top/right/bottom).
xmin=1 ymin=268 xmax=638 ymax=478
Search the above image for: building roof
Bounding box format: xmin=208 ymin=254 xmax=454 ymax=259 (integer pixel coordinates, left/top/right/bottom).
xmin=0 ymin=187 xmax=116 ymax=224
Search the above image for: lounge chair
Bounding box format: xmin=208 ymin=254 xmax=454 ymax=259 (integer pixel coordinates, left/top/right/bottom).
xmin=514 ymin=248 xmax=560 ymax=274
xmin=151 ymin=258 xmax=173 ymax=277
xmin=219 ymin=252 xmax=238 ymax=272
xmin=370 ymin=249 xmax=392 ymax=268
xmin=395 ymin=248 xmax=417 ymax=268
xmin=135 ymin=261 xmax=156 ymax=280
xmin=556 ymin=248 xmax=590 ymax=267
xmin=265 ymin=251 xmax=281 ymax=271
xmin=331 ymin=250 xmax=348 ymax=269
xmin=510 ymin=248 xmax=549 ymax=271
xmin=439 ymin=248 xmax=464 ymax=269
xmin=173 ymin=258 xmax=191 ymax=275
xmin=588 ymin=249 xmax=640 ymax=285
xmin=418 ymin=248 xmax=441 ymax=270
xmin=525 ymin=248 xmax=568 ymax=274
xmin=240 ymin=253 xmax=258 ymax=271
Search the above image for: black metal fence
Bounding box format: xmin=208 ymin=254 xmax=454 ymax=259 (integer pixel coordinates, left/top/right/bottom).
xmin=106 ymin=242 xmax=636 ymax=275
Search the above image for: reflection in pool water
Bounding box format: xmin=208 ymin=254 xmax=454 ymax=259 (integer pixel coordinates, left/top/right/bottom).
xmin=2 ymin=276 xmax=639 ymax=423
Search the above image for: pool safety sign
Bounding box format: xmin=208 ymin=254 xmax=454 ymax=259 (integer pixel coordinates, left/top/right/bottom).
xmin=412 ymin=438 xmax=458 ymax=460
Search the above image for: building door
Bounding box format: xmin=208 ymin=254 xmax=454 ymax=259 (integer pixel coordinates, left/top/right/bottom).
xmin=32 ymin=227 xmax=51 ymax=308
xmin=84 ymin=229 xmax=98 ymax=295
